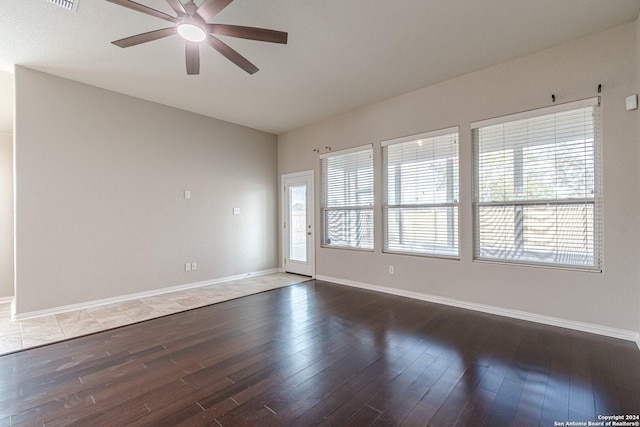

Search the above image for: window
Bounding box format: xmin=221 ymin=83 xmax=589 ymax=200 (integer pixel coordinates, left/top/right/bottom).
xmin=382 ymin=128 xmax=459 ymax=257
xmin=472 ymin=97 xmax=601 ymax=270
xmin=320 ymin=145 xmax=374 ymax=250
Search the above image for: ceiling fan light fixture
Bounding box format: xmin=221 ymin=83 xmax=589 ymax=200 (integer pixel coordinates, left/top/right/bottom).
xmin=177 ymin=22 xmax=206 ymax=42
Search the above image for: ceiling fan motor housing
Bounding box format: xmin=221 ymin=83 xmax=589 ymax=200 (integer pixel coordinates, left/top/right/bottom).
xmin=183 ymin=0 xmax=198 ymax=16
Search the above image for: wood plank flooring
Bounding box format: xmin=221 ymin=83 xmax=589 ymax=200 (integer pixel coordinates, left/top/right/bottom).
xmin=0 ymin=280 xmax=638 ymax=426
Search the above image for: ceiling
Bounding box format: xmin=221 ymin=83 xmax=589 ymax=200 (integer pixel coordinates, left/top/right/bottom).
xmin=1 ymin=0 xmax=639 ymax=135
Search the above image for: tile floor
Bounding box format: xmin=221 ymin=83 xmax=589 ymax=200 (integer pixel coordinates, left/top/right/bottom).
xmin=0 ymin=272 xmax=307 ymax=356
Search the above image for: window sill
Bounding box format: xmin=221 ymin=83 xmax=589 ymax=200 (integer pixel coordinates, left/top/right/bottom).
xmin=473 ymin=258 xmax=602 ymax=273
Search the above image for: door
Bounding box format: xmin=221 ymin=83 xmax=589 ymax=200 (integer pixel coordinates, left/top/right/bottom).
xmin=282 ymin=171 xmax=314 ymax=276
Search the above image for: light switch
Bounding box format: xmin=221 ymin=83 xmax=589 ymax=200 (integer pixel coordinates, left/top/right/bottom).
xmin=625 ymin=95 xmax=638 ymax=111
xmin=233 ymin=207 xmax=240 ymax=215
xmin=184 ymin=190 xmax=191 ymax=199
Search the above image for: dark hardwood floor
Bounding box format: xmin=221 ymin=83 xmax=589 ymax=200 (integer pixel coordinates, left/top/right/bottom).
xmin=1 ymin=280 xmax=639 ymax=426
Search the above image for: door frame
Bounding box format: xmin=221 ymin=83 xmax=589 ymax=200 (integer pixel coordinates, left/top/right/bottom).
xmin=281 ymin=170 xmax=315 ymax=277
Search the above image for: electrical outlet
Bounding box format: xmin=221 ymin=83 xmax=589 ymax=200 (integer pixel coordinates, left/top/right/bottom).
xmin=388 ymin=265 xmax=394 ymax=275
xmin=191 ymin=262 xmax=197 ymax=271
xmin=185 ymin=263 xmax=191 ymax=271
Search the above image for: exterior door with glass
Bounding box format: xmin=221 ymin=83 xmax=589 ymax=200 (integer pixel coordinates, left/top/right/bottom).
xmin=282 ymin=171 xmax=314 ymax=276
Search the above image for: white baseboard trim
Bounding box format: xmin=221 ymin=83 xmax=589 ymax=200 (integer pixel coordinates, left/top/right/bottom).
xmin=13 ymin=268 xmax=281 ymax=321
xmin=316 ymin=275 xmax=640 ymax=343
xmin=0 ymin=296 xmax=13 ymax=304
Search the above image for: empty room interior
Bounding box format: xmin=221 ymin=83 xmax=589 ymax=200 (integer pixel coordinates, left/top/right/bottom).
xmin=1 ymin=0 xmax=640 ymax=425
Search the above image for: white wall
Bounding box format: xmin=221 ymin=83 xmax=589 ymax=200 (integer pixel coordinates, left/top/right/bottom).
xmin=14 ymin=67 xmax=278 ymax=315
xmin=278 ymin=23 xmax=640 ymax=333
xmin=0 ymin=133 xmax=13 ymax=298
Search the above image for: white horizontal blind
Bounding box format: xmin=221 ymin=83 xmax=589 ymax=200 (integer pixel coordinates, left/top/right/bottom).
xmin=46 ymin=0 xmax=77 ymax=11
xmin=383 ymin=128 xmax=459 ymax=257
xmin=321 ymin=145 xmax=374 ymax=250
xmin=472 ymin=98 xmax=601 ymax=270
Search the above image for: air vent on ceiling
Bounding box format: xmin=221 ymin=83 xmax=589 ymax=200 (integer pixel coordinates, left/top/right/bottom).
xmin=46 ymin=0 xmax=78 ymax=12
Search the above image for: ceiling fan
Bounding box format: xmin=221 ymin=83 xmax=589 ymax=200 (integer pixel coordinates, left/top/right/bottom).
xmin=105 ymin=0 xmax=288 ymax=75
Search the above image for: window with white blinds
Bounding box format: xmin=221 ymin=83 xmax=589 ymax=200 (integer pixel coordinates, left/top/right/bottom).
xmin=320 ymin=145 xmax=374 ymax=250
xmin=472 ymin=97 xmax=601 ymax=270
xmin=382 ymin=128 xmax=459 ymax=257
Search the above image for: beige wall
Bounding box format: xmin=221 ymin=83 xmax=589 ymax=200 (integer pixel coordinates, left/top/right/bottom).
xmin=14 ymin=67 xmax=278 ymax=315
xmin=636 ymin=17 xmax=640 ymax=338
xmin=0 ymin=133 xmax=13 ymax=298
xmin=279 ymin=23 xmax=640 ymax=332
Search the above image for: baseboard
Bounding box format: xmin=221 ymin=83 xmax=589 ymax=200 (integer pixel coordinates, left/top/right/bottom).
xmin=0 ymin=296 xmax=13 ymax=304
xmin=13 ymin=268 xmax=280 ymax=321
xmin=316 ymin=275 xmax=640 ymax=343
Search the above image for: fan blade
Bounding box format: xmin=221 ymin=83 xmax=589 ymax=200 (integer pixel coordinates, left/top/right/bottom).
xmin=185 ymin=41 xmax=200 ymax=75
xmin=112 ymin=27 xmax=177 ymax=48
xmin=106 ymin=0 xmax=177 ymax=23
xmin=165 ymin=0 xmax=186 ymax=16
xmin=206 ymin=35 xmax=258 ymax=74
xmin=197 ymin=0 xmax=234 ymax=21
xmin=207 ymin=24 xmax=287 ymax=44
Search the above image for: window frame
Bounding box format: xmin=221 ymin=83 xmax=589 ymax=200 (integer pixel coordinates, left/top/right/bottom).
xmin=471 ymin=97 xmax=602 ymax=271
xmin=320 ymin=144 xmax=375 ymax=251
xmin=381 ymin=127 xmax=460 ymax=259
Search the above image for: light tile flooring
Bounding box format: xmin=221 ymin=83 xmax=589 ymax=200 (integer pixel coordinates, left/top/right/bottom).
xmin=0 ymin=273 xmax=307 ymax=356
